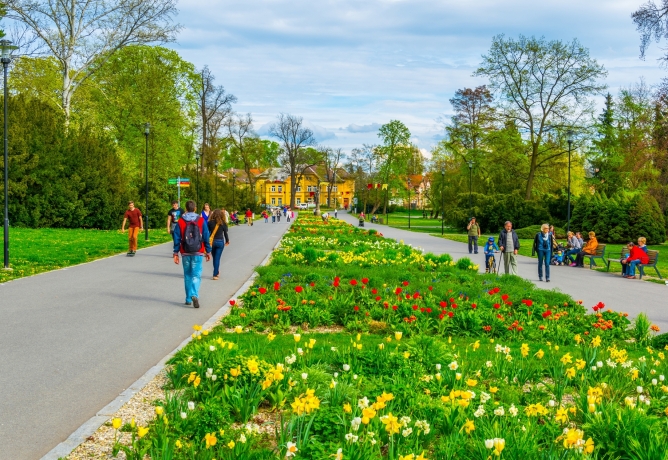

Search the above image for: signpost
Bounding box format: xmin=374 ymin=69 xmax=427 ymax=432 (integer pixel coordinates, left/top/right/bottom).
xmin=169 ymin=177 xmax=190 ymax=205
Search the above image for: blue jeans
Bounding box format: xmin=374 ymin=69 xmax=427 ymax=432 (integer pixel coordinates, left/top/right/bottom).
xmin=537 ymin=250 xmax=551 ymax=280
xmin=564 ymin=248 xmax=579 ymax=263
xmin=627 ymin=260 xmax=641 ymax=276
xmin=182 ymin=255 xmax=203 ymax=302
xmin=468 ymin=236 xmax=479 ymax=254
xmin=211 ymin=240 xmax=225 ymax=277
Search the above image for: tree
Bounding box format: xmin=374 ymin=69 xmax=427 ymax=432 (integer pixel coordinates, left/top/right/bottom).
xmin=7 ymin=0 xmax=180 ymax=125
xmin=475 ymin=35 xmax=607 ymax=199
xmin=321 ymin=147 xmax=345 ymax=207
xmin=196 ymin=66 xmax=236 ymax=168
xmin=447 ymin=86 xmax=495 ymax=152
xmin=377 ymin=120 xmax=411 ymax=213
xmin=269 ymin=113 xmax=317 ymax=208
xmin=225 ymin=113 xmax=262 ymax=202
xmin=633 ymin=0 xmax=668 ymax=63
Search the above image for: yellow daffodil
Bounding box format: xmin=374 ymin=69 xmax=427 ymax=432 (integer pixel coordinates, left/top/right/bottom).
xmin=576 ymin=359 xmax=586 ymax=370
xmin=193 ymin=324 xmax=202 ymax=331
xmin=489 ymin=386 xmax=498 ymax=394
xmin=560 ymin=353 xmax=573 ymax=365
xmin=137 ymin=426 xmax=149 ymax=438
xmin=399 ymin=455 xmax=414 ymax=460
xmin=228 ymin=440 xmax=235 ymax=449
xmin=461 ymin=419 xmax=475 ymax=434
xmin=247 ymin=358 xmax=259 ymax=374
xmin=535 ymin=349 xmax=545 ymax=359
xmin=362 ymin=407 xmax=376 ymax=424
xmin=403 ymin=351 xmax=411 ymax=359
xmin=472 ymin=340 xmax=480 ymax=351
xmin=193 ymin=376 xmax=201 ymax=388
xmin=591 ymin=335 xmax=601 ymax=347
xmin=555 ymin=408 xmax=569 ymax=423
xmin=416 ymin=452 xmax=428 ymax=460
xmin=466 ymin=379 xmax=477 ymax=387
xmin=343 ymin=402 xmax=352 ymax=413
xmin=230 ymin=366 xmax=241 ymax=377
xmin=267 ymin=332 xmax=276 ymax=341
xmin=155 ymin=406 xmax=164 ymax=416
xmin=204 ymin=432 xmax=217 ymax=448
xmin=175 ymin=440 xmax=182 ymax=448
xmin=520 ymin=343 xmax=529 ymax=358
xmin=112 ymin=418 xmax=122 ymax=430
xmin=380 ymin=413 xmax=401 ymax=435
xmin=234 ymin=325 xmax=243 ymax=334
xmin=565 ymin=367 xmax=576 ymax=378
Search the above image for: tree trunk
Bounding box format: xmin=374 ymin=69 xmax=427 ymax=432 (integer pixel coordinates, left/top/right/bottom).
xmin=525 ymin=142 xmax=539 ymax=200
xmin=62 ymin=66 xmax=72 ymax=129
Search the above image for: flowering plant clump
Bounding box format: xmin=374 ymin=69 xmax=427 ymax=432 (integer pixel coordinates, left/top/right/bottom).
xmin=112 ymin=214 xmax=666 ymax=459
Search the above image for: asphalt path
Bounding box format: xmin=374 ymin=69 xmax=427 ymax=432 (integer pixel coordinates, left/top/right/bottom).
xmin=341 ymin=212 xmax=668 ymax=331
xmin=0 ymin=217 xmax=291 ymax=460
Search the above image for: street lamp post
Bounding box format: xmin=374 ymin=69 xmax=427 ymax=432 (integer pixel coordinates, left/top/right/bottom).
xmin=214 ymin=160 xmax=219 ymax=208
xmin=407 ymin=178 xmax=412 ymax=230
xmin=567 ymin=131 xmax=574 ymax=234
xmin=195 ymin=151 xmax=201 ymax=203
xmin=2 ymin=40 xmax=18 ymax=270
xmin=441 ymin=169 xmax=445 ymax=236
xmin=144 ymin=123 xmax=150 ymax=241
xmin=467 ymin=160 xmax=474 ymax=213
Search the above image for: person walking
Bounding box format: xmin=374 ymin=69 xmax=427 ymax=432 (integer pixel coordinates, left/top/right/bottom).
xmin=532 ymin=223 xmax=554 ymax=282
xmin=334 ymin=208 xmax=338 ymax=218
xmin=287 ymin=207 xmax=291 ymax=222
xmin=277 ymin=208 xmax=281 ymax=222
xmin=201 ymin=203 xmax=211 ymax=224
xmin=172 ymin=200 xmax=211 ymax=308
xmin=121 ymin=201 xmax=143 ymax=256
xmin=290 ymin=208 xmax=295 ymax=221
xmin=272 ymin=208 xmax=276 ymax=223
xmin=498 ymin=221 xmax=520 ymax=275
xmin=166 ymin=201 xmax=184 ymax=236
xmin=245 ymin=208 xmax=253 ymax=226
xmin=207 ymin=209 xmax=229 ymax=280
xmin=467 ymin=217 xmax=481 ymax=254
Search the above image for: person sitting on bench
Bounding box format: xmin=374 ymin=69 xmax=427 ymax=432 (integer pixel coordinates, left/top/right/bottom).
xmin=623 ymin=241 xmax=649 ymax=279
xmin=574 ymin=231 xmax=598 ymax=267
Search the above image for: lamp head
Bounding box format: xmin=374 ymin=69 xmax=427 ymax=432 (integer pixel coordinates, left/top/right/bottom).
xmin=144 ymin=122 xmax=150 ymax=135
xmin=441 ymin=169 xmax=445 ymax=176
xmin=214 ymin=160 xmax=219 ymax=167
xmin=567 ymin=130 xmax=574 ymax=144
xmin=0 ymin=40 xmax=18 ymax=61
xmin=467 ymin=160 xmax=474 ymax=169
xmin=195 ymin=151 xmax=201 ymax=160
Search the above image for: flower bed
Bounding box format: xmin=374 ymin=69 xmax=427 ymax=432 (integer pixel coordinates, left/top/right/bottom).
xmin=110 ymin=215 xmax=667 ymax=459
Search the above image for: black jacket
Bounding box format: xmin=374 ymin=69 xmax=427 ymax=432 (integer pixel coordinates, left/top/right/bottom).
xmin=498 ymin=229 xmax=520 ymax=253
xmin=532 ymin=232 xmax=555 ymax=256
xmin=207 ymin=220 xmax=229 ymax=243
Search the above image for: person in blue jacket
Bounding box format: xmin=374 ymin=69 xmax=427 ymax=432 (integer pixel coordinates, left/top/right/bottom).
xmin=484 ymin=237 xmax=499 ymax=273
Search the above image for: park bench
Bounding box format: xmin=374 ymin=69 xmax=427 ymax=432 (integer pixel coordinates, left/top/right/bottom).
xmin=607 ymin=248 xmax=662 ymax=279
xmin=583 ymin=244 xmax=607 ymax=269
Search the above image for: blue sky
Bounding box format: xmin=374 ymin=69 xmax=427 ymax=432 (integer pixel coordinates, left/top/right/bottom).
xmin=171 ymin=0 xmax=666 ymax=152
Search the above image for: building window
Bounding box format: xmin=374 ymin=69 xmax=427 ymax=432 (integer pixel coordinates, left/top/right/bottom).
xmin=271 ymin=198 xmax=276 ymax=205
xmin=278 ymin=186 xmax=282 ymax=192
xmin=332 ymin=186 xmax=338 ymax=191
xmin=296 ymin=186 xmax=301 ymax=192
xmin=278 ymin=198 xmax=282 ymax=206
xmin=296 ymin=198 xmax=301 ymax=205
xmin=271 ymin=185 xmax=276 ymax=192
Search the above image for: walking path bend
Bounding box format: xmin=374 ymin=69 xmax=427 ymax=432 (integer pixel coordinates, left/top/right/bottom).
xmin=340 ymin=213 xmax=668 ymax=331
xmin=0 ymin=218 xmax=292 ymax=460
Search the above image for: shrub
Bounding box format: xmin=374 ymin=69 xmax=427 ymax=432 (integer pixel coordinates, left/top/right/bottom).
xmin=516 ymin=225 xmax=566 ymax=239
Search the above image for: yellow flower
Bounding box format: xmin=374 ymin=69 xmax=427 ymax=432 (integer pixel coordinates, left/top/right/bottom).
xmin=193 ymin=376 xmax=201 ymax=388
xmin=230 ymin=366 xmax=241 ymax=377
xmin=294 ymin=333 xmax=301 ymax=342
xmin=380 ymin=412 xmax=401 ymax=435
xmin=187 ymin=372 xmax=197 ymax=384
xmin=403 ymin=351 xmax=411 ymax=359
xmin=235 ymin=325 xmax=243 ymax=334
xmin=362 ymin=407 xmax=377 ymax=424
xmin=535 ymin=349 xmax=545 ymax=359
xmin=399 ymin=455 xmax=414 ymax=460
xmin=379 ymin=343 xmax=385 ymax=350
xmin=416 ymin=452 xmax=428 ymax=460
xmin=461 ymin=419 xmax=475 ymax=434
xmin=584 ymin=438 xmax=594 ymax=454
xmin=591 ymin=335 xmax=602 ymax=347
xmin=175 ymin=440 xmax=182 ymax=448
xmin=130 ymin=417 xmax=136 ymax=428
xmin=291 ymin=389 xmax=321 ymax=415
xmin=193 ymin=324 xmax=202 ymax=331
xmin=472 ymin=340 xmax=480 ymax=351
xmin=228 ymin=440 xmax=235 ymax=449
xmin=137 ymin=426 xmax=149 ymax=438
xmin=204 ymin=432 xmax=217 ymax=448
xmin=555 ymin=408 xmax=569 ymax=423
xmin=247 ymin=358 xmax=260 ymax=374
xmin=664 ymin=406 xmax=668 ymax=416
xmin=343 ymin=402 xmax=352 ymax=413
xmin=111 ymin=418 xmax=122 ymax=430
xmin=565 ymin=367 xmax=576 ymax=378
xmin=155 ymin=406 xmax=164 ymax=416
xmin=574 ymin=334 xmax=582 ymax=344
xmin=576 ymin=359 xmax=586 ymax=370
xmin=309 ymin=338 xmax=316 ymax=349
xmin=466 ymin=379 xmax=478 ymax=387
xmin=560 ymin=353 xmax=573 ymax=365
xmin=395 ymin=331 xmax=403 ymax=341
xmin=267 ymin=332 xmax=276 ymax=341
xmin=520 ymin=343 xmax=529 ymax=358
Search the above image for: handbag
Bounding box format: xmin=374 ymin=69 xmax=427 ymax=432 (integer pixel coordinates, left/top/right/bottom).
xmin=209 ymin=223 xmax=220 ymax=246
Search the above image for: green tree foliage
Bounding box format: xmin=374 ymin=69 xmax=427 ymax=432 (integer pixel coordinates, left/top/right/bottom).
xmin=3 ymin=95 xmax=129 ymax=228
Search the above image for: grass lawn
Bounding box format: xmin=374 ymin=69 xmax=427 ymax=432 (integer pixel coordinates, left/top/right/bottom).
xmin=0 ymin=227 xmax=173 ymax=283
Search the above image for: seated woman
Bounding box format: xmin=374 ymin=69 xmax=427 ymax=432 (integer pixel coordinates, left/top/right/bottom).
xmin=623 ymin=241 xmax=650 ymax=279
xmin=371 ymin=214 xmax=379 ymax=223
xmin=638 ymin=237 xmax=648 ymax=254
xmin=574 ymin=231 xmax=598 ymax=267
xmin=565 ymin=231 xmax=581 ymax=266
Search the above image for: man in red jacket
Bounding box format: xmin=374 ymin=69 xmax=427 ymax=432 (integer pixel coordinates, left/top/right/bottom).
xmin=624 ymin=242 xmax=649 ymax=279
xmin=245 ymin=208 xmax=253 ymax=226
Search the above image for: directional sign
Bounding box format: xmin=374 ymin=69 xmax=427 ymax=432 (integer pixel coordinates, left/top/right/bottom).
xmin=168 ymin=178 xmax=190 ymax=184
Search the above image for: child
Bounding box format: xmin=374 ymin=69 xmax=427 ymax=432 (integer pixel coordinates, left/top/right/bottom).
xmin=484 ymin=237 xmax=499 ymax=273
xmin=551 ymin=245 xmax=565 ymax=265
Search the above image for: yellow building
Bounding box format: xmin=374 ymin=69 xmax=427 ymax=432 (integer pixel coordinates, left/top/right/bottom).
xmin=256 ymin=165 xmax=356 ymax=209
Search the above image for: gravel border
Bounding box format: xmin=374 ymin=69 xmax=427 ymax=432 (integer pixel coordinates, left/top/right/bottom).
xmin=42 ymin=238 xmax=281 ymax=460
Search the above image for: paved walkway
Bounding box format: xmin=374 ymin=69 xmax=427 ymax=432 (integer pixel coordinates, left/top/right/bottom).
xmin=341 ymin=212 xmax=668 ymax=331
xmin=0 ymin=218 xmax=292 ymax=460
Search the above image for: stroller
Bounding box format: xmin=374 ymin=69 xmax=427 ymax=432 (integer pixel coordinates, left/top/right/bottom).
xmin=358 ymin=214 xmax=365 ymax=227
xmin=551 ymin=243 xmax=566 ymax=265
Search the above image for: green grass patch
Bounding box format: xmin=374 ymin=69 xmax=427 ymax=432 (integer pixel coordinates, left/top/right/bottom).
xmin=0 ymin=228 xmax=172 ymax=283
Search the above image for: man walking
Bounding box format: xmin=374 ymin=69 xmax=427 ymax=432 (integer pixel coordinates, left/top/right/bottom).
xmin=245 ymin=208 xmax=253 ymax=226
xmin=498 ymin=221 xmax=520 ymax=275
xmin=121 ymin=201 xmax=143 ymax=256
xmin=467 ymin=217 xmax=481 ymax=254
xmin=166 ymin=201 xmax=184 ymax=236
xmin=334 ymin=208 xmax=338 ymax=219
xmin=172 ymin=200 xmax=211 ymax=308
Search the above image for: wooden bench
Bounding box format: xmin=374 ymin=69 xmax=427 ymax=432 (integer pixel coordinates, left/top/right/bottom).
xmin=583 ymin=244 xmax=607 ymax=268
xmin=606 ymin=249 xmax=662 ymax=279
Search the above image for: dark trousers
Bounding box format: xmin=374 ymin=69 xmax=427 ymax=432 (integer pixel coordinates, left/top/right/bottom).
xmin=564 ymin=248 xmax=579 ymax=264
xmin=575 ymin=251 xmax=587 ymax=267
xmin=468 ymin=236 xmax=479 ymax=254
xmin=211 ymin=240 xmax=225 ymax=277
xmin=537 ymin=249 xmax=550 ymax=280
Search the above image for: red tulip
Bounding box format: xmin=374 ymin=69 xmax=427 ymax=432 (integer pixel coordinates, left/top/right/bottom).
xmin=371 ymin=288 xmax=378 ymax=294
xmin=471 ymin=303 xmax=477 ymax=309
xmin=229 ymin=300 xmax=236 ymax=306
xmin=350 ymin=279 xmax=358 ymax=286
xmin=395 ymin=287 xmax=402 ymax=295
xmin=403 ymin=281 xmax=409 ymax=286
xmin=274 ymin=282 xmax=280 ymax=291
xmin=428 ymin=286 xmax=433 ymax=291
xmin=354 ymin=305 xmax=360 ymax=311
xmin=295 ymin=286 xmax=303 ymax=293
xmin=439 ymin=301 xmax=447 ymax=308
xmin=392 ymin=305 xmax=398 ymax=310
xmin=501 ymin=294 xmax=509 ymax=301
xmin=412 ymin=305 xmax=418 ymax=310
xmin=259 ymin=287 xmax=267 ymax=295
xmin=493 ymin=303 xmax=500 ymax=309
xmin=361 ymin=278 xmax=369 ymax=284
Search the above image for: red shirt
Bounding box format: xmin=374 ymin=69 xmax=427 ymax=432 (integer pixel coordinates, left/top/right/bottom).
xmin=124 ymin=208 xmax=143 ymax=228
xmin=245 ymin=210 xmax=253 ymax=218
xmin=627 ymin=246 xmax=649 ymax=264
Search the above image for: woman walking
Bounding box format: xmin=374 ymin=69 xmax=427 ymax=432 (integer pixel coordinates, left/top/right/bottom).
xmin=532 ymin=223 xmax=554 ymax=282
xmin=207 ymin=209 xmax=230 ymax=280
xmin=201 ymin=203 xmax=211 ymax=224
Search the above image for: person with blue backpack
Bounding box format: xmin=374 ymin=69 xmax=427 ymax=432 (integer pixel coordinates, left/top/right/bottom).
xmin=173 ymin=200 xmax=211 ymax=308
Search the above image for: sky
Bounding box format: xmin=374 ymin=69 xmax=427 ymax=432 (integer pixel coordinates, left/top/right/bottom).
xmin=170 ymin=0 xmax=667 ymax=153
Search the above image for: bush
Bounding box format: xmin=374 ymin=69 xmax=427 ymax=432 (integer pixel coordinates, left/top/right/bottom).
xmin=515 ymin=225 xmax=566 ymax=239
